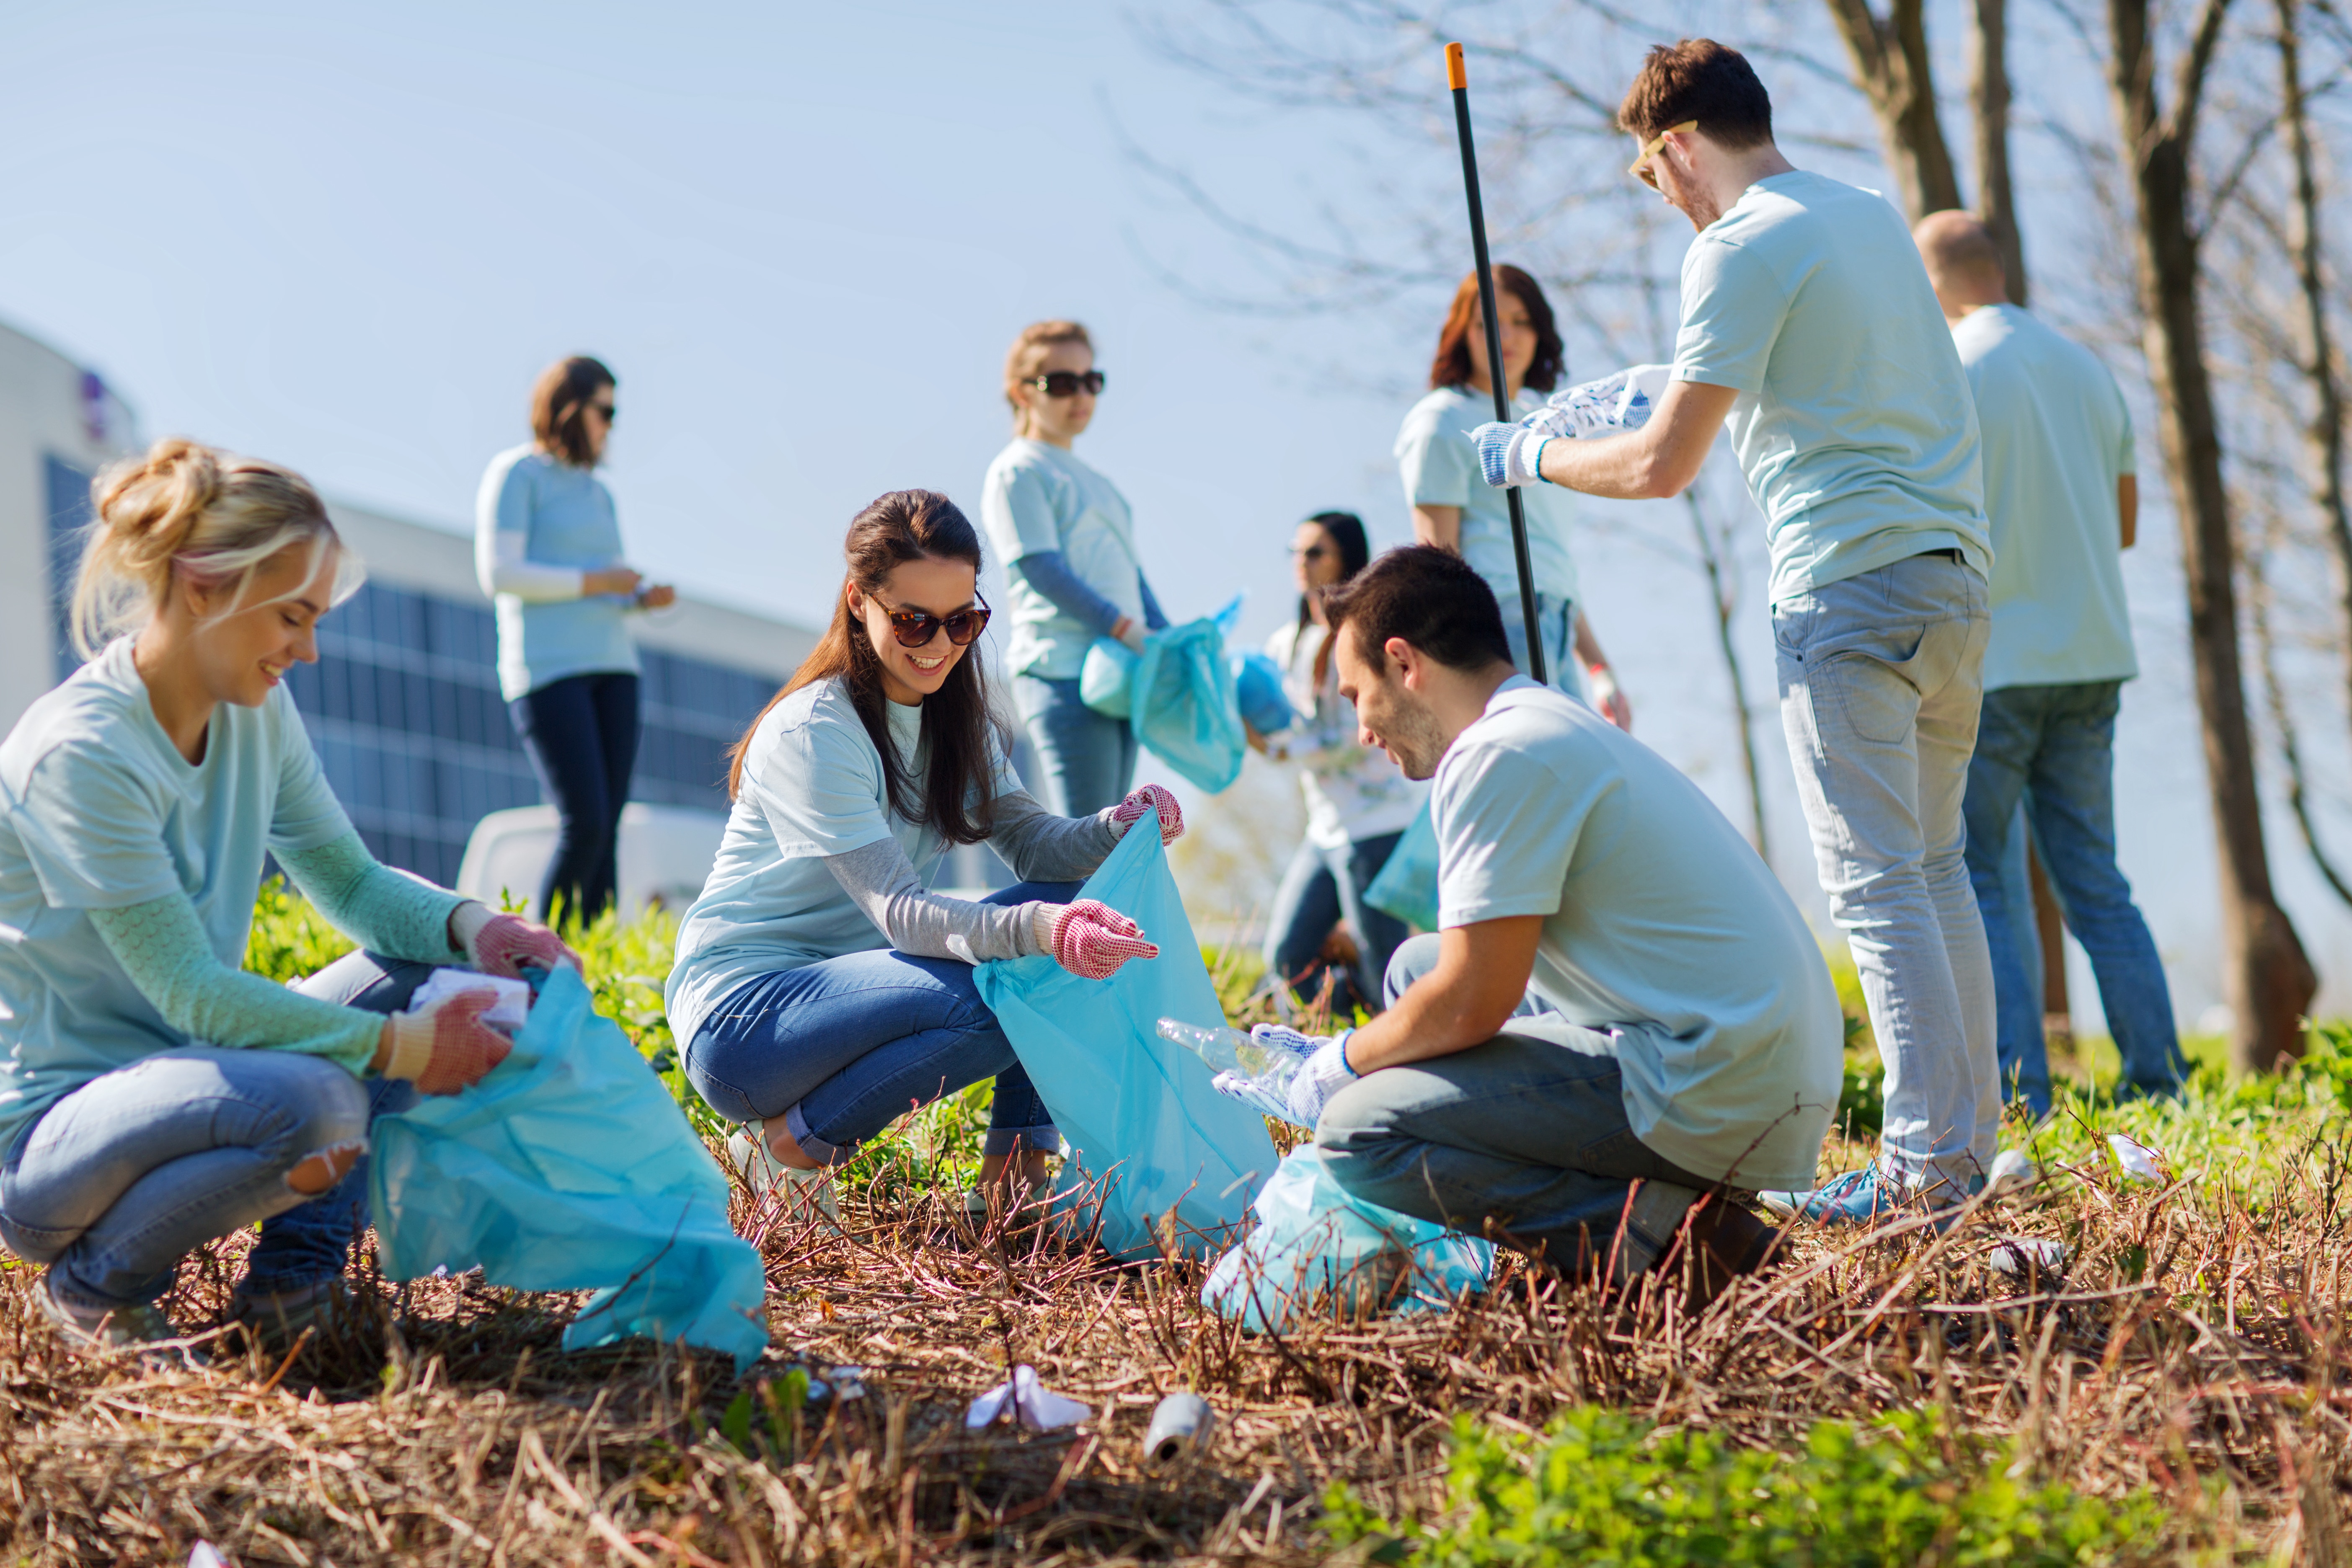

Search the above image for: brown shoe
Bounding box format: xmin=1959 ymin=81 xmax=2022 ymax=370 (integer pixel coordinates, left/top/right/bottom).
xmin=1667 ymin=1196 xmax=1782 ymax=1313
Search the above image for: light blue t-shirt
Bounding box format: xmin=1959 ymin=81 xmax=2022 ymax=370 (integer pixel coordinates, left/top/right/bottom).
xmin=664 ymin=677 xmax=1026 ymax=1045
xmin=477 ymin=444 xmax=641 ymax=701
xmin=0 ymin=638 xmax=356 ymax=1157
xmin=1396 ymin=385 xmax=1581 ymax=607
xmin=1431 ymin=677 xmax=1842 ymax=1190
xmin=1952 ymin=304 xmax=2138 ymax=690
xmin=980 ymin=439 xmax=1146 ymax=681
xmin=1672 ymin=170 xmax=1991 ymax=603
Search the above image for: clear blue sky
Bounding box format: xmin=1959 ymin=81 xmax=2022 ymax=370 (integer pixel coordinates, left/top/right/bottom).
xmin=2 ymin=0 xmax=2341 ymax=1030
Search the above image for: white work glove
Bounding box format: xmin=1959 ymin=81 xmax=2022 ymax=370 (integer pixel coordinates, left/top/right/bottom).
xmin=449 ymin=902 xmax=581 ymax=978
xmin=1211 ymin=1026 xmax=1359 ymax=1129
xmin=378 ymin=987 xmax=513 ymax=1096
xmin=1469 ymin=421 xmax=1552 ymax=489
xmin=1541 ymin=364 xmax=1671 ymax=439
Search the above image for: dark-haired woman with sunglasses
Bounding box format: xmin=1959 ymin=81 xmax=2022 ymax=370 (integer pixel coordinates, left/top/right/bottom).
xmin=1256 ymin=512 xmax=1427 ymax=1017
xmin=1396 ymin=270 xmax=1631 ymax=727
xmin=475 ymin=355 xmax=677 ymax=925
xmin=981 ymin=320 xmax=1170 ymax=817
xmin=665 ymin=489 xmax=1184 ymax=1226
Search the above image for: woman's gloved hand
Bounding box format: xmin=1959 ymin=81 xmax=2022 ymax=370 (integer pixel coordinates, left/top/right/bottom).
xmin=450 ymin=902 xmax=581 ymax=978
xmin=1029 ymin=899 xmax=1160 ymax=979
xmin=375 ymin=987 xmax=513 ymax=1095
xmin=1108 ymin=783 xmax=1185 ymax=846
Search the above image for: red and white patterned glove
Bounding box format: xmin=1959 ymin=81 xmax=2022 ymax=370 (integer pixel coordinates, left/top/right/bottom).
xmin=377 ymin=987 xmax=513 ymax=1095
xmin=1029 ymin=899 xmax=1160 ymax=980
xmin=450 ymin=902 xmax=581 ymax=979
xmin=1108 ymin=783 xmax=1185 ymax=846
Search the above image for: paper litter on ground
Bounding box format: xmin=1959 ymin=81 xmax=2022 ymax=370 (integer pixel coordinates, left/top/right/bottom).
xmin=405 ymin=969 xmax=532 ymax=1033
xmin=965 ymin=1364 xmax=1089 ymax=1432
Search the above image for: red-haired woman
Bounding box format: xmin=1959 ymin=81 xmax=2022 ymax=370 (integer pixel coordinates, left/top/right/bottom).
xmin=664 ymin=491 xmax=1182 ymax=1223
xmin=1394 ymin=269 xmax=1629 ymax=725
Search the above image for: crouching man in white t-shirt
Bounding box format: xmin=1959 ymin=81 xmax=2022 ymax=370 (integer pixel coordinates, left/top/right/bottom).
xmin=1215 ymin=545 xmax=1843 ymax=1302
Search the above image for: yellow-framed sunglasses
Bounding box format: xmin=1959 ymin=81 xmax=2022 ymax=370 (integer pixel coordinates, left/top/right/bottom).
xmin=1628 ymin=120 xmax=1698 ymax=189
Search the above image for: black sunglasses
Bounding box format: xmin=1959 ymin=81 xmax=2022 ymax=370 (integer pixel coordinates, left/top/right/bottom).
xmin=1291 ymin=543 xmax=1333 ymax=562
xmin=876 ymin=594 xmax=992 ymax=648
xmin=586 ymin=401 xmax=616 ymax=422
xmin=1027 ymin=369 xmax=1106 ymax=398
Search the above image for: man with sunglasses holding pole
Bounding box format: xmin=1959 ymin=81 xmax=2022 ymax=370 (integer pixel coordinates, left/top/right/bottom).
xmin=1472 ymin=40 xmax=1997 ymax=1224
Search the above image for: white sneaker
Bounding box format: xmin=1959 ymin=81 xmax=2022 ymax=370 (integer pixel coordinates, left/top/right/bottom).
xmin=1988 ymin=1148 xmax=2041 ymax=1196
xmin=727 ymin=1126 xmax=841 ymax=1234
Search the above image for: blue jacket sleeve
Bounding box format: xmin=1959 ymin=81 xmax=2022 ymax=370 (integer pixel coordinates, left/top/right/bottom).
xmin=1018 ymin=550 xmax=1127 ymax=636
xmin=1139 ymin=573 xmax=1168 ymax=631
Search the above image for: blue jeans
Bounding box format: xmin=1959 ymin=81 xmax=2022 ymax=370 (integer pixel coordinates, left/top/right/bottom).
xmin=1498 ymin=591 xmax=1587 ymax=700
xmin=512 ymin=670 xmax=641 ymax=922
xmin=1013 ymin=674 xmax=1137 ymax=818
xmin=1963 ymin=681 xmax=2183 ymax=1113
xmin=1264 ymin=832 xmax=1408 ymax=1018
xmin=1314 ymin=933 xmax=1704 ymax=1279
xmin=1774 ymin=552 xmax=1998 ymax=1191
xmin=684 ymin=882 xmax=1075 ymax=1165
xmin=0 ymin=951 xmax=432 ymax=1311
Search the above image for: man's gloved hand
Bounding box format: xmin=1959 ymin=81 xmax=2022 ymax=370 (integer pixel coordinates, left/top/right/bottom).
xmin=1212 ymin=1028 xmax=1359 ymax=1129
xmin=1030 ymin=899 xmax=1160 ymax=979
xmin=450 ymin=902 xmax=581 ymax=979
xmin=1469 ymin=421 xmax=1551 ymax=489
xmin=1108 ymin=783 xmax=1185 ymax=845
xmin=377 ymin=987 xmax=513 ymax=1096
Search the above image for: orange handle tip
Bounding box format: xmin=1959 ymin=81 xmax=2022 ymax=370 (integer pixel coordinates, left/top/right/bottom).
xmin=1445 ymin=41 xmax=1466 ymax=90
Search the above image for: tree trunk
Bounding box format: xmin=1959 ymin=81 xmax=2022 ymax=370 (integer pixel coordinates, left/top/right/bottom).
xmin=2276 ymin=0 xmax=2352 ymax=770
xmin=2108 ymin=0 xmax=2315 ymax=1070
xmin=1820 ymin=0 xmax=1965 ymax=220
xmin=1967 ymin=0 xmax=2029 ymax=302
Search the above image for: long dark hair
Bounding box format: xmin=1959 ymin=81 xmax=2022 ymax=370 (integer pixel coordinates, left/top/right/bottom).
xmin=1296 ymin=509 xmax=1370 ymax=628
xmin=1427 ymin=266 xmax=1565 ymax=394
xmin=727 ymin=490 xmax=1004 ymax=845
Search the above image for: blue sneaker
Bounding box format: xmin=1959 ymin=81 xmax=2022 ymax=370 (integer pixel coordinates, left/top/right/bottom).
xmin=1757 ymin=1161 xmax=1976 ymax=1227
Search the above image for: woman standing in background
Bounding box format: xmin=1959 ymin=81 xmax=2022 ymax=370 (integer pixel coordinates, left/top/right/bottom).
xmin=476 ymin=356 xmax=676 ymax=925
xmin=981 ymin=321 xmax=1169 ymax=817
xmin=1258 ymin=511 xmax=1426 ymax=1016
xmin=1394 ymin=267 xmax=1631 ymax=726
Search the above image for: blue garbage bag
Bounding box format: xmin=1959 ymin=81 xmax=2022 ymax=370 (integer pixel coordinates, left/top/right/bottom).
xmin=1132 ymin=612 xmax=1247 ymax=794
xmin=370 ymin=966 xmax=769 ymax=1371
xmin=1361 ymin=798 xmax=1440 ymax=933
xmin=1080 ymin=638 xmax=1137 ymax=719
xmin=1231 ymin=650 xmax=1295 ymax=735
xmin=1202 ymin=1144 xmax=1494 ymax=1333
xmin=975 ymin=824 xmax=1276 ymax=1260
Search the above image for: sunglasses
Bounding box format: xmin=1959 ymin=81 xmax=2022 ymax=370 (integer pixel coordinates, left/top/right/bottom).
xmin=1628 ymin=119 xmax=1698 ymax=189
xmin=875 ymin=594 xmax=992 ymax=648
xmin=1292 ymin=543 xmax=1333 ymax=562
xmin=1026 ymin=369 xmax=1106 ymax=398
xmin=585 ymin=401 xmax=617 ymax=422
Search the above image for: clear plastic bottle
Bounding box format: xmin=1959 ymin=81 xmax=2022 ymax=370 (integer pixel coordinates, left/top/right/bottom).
xmin=1157 ymin=1018 xmax=1305 ymax=1101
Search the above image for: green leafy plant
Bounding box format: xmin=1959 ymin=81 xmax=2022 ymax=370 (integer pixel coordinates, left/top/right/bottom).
xmin=1322 ymin=1405 xmax=2165 ymax=1567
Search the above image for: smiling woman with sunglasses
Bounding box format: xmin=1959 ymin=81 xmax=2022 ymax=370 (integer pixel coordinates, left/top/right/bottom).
xmin=980 ymin=320 xmax=1170 ymax=818
xmin=664 ymin=490 xmax=1184 ymax=1226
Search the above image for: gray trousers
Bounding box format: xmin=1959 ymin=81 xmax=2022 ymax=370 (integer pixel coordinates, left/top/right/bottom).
xmin=1313 ymin=933 xmax=1705 ymax=1279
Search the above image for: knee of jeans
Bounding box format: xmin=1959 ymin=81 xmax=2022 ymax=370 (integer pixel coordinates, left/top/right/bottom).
xmin=681 ymin=1045 xmax=764 ymax=1126
xmin=1314 ymin=1076 xmax=1405 ymax=1155
xmin=1383 ymin=934 xmax=1442 ymax=1008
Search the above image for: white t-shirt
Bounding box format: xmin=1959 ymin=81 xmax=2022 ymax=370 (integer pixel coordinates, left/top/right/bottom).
xmin=1431 ymin=677 xmax=1843 ymax=1190
xmin=980 ymin=439 xmax=1145 ymax=681
xmin=1952 ymin=304 xmax=2138 ymax=690
xmin=1672 ymin=170 xmax=1992 ymax=604
xmin=1262 ymin=619 xmax=1427 ymax=850
xmin=1396 ymin=385 xmax=1582 ymax=607
xmin=664 ymin=677 xmax=1026 ymax=1046
xmin=0 ymin=638 xmax=356 ymax=1157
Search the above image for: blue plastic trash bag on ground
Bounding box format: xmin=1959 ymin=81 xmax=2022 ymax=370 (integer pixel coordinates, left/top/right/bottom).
xmin=1203 ymin=1144 xmax=1494 ymax=1332
xmin=1132 ymin=608 xmax=1248 ymax=793
xmin=370 ymin=966 xmax=769 ymax=1370
xmin=1361 ymin=798 xmax=1440 ymax=933
xmin=1231 ymin=650 xmax=1295 ymax=735
xmin=976 ymin=825 xmax=1276 ymax=1260
xmin=1080 ymin=638 xmax=1137 ymax=719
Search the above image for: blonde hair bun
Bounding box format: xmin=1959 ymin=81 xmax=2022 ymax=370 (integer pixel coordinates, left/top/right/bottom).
xmin=70 ymin=437 xmax=362 ymax=659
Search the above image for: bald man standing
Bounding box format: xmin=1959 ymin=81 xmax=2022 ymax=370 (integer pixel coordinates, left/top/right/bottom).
xmin=1913 ymin=212 xmax=2185 ymax=1116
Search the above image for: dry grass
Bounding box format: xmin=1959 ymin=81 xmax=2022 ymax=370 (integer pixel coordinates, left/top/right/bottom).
xmin=1 ymin=1103 xmax=2348 ymax=1567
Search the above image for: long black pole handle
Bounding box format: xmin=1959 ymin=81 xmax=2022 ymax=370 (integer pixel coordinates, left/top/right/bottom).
xmin=1445 ymin=41 xmax=1547 ymax=686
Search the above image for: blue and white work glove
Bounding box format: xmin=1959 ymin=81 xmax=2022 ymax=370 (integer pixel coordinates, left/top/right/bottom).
xmin=1211 ymin=1023 xmax=1360 ymax=1129
xmin=1467 ymin=364 xmax=1675 ymax=490
xmin=1469 ymin=421 xmax=1551 ymax=489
